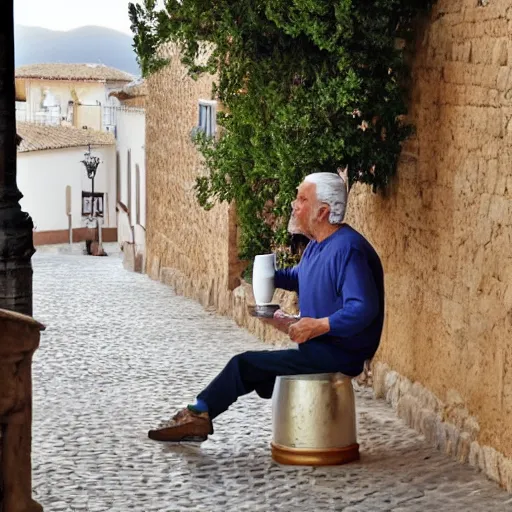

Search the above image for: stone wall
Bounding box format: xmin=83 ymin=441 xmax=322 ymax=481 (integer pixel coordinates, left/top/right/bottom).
xmin=145 ymin=44 xmax=296 ymax=343
xmin=145 ymin=44 xmax=231 ymax=296
xmin=346 ymin=0 xmax=512 ymax=486
xmin=146 ymin=1 xmax=512 ymax=489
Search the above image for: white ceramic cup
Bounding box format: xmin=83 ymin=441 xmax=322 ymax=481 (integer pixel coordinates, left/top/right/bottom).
xmin=253 ymin=253 xmax=276 ymax=305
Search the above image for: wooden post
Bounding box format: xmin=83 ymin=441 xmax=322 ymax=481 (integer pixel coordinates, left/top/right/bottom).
xmin=66 ymin=185 xmax=72 ymax=245
xmin=0 ymin=309 xmax=44 ymax=512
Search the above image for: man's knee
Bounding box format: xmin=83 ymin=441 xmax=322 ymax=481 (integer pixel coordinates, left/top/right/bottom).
xmin=225 ymin=352 xmax=246 ymax=374
xmin=228 ymin=350 xmax=262 ymax=367
xmin=226 ymin=351 xmax=270 ymax=381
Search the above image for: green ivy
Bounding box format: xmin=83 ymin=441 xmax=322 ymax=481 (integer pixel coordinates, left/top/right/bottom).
xmin=129 ymin=0 xmax=433 ymax=263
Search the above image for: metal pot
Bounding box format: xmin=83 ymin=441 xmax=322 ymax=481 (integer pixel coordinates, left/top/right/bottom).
xmin=271 ymin=373 xmax=359 ymax=466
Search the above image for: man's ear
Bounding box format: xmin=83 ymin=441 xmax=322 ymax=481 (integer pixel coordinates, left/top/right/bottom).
xmin=319 ymin=205 xmax=330 ymax=222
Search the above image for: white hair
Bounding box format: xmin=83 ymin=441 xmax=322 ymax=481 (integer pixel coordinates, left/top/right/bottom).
xmin=304 ymin=172 xmax=347 ymax=224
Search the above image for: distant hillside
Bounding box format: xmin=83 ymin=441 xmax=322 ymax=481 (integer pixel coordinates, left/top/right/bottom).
xmin=15 ymin=25 xmax=140 ymax=77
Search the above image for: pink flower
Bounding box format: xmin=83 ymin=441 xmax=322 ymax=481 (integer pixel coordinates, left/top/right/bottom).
xmin=358 ymin=120 xmax=369 ymax=132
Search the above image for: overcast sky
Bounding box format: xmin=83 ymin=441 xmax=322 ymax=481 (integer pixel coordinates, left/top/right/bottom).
xmin=14 ymin=0 xmax=165 ymax=35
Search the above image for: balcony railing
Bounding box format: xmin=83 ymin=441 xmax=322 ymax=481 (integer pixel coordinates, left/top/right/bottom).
xmin=15 ymin=104 xmax=145 ymax=134
xmin=16 ymin=105 xmax=64 ymax=126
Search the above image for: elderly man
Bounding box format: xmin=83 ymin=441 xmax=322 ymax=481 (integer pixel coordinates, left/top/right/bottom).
xmin=148 ymin=172 xmax=384 ymax=442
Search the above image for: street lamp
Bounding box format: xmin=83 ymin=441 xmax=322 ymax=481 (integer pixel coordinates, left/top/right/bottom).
xmin=81 ymin=144 xmax=101 ymax=216
xmin=81 ymin=145 xmax=102 ymax=255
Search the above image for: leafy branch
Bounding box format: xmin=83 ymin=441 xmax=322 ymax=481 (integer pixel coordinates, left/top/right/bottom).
xmin=129 ymin=0 xmax=433 ymax=262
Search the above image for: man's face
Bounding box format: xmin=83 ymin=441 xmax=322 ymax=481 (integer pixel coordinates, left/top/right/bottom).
xmin=292 ymin=181 xmax=322 ymax=236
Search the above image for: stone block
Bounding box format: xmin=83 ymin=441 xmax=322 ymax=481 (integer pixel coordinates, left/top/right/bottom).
xmin=461 ymin=41 xmax=472 ymax=63
xmin=146 ymin=254 xmax=161 ymax=281
xmin=488 ymin=88 xmax=500 ymax=107
xmin=444 ymin=422 xmax=460 ymax=456
xmin=492 ymin=40 xmax=508 ymax=66
xmin=413 ymin=405 xmax=429 ymax=433
xmin=483 ymin=446 xmax=501 ymax=483
xmin=447 ymin=405 xmax=469 ymax=431
xmin=486 ymin=159 xmax=499 ymax=193
xmin=399 ymin=377 xmax=412 ymax=400
xmin=384 ymin=370 xmax=399 ymax=394
xmin=372 ymin=362 xmax=389 ymax=399
xmin=488 ymin=195 xmax=510 ymax=222
xmin=457 ymin=432 xmax=472 ymax=463
xmin=487 ymin=110 xmax=504 ymax=138
xmin=494 ymin=169 xmax=509 ymax=195
xmin=441 ymin=298 xmax=465 ymax=331
xmin=409 ymin=380 xmax=424 ymax=399
xmin=435 ymin=416 xmax=448 ymax=452
xmin=470 ymin=40 xmax=493 ymax=65
xmin=469 ymin=440 xmax=481 ymax=468
xmin=421 ymin=410 xmax=440 ymax=446
xmin=481 ymin=64 xmax=500 ymax=87
xmin=498 ymin=455 xmax=512 ymax=491
xmin=396 ymin=395 xmax=417 ymax=427
xmin=123 ymin=243 xmax=136 ymax=272
xmin=503 ymin=285 xmax=512 ymax=310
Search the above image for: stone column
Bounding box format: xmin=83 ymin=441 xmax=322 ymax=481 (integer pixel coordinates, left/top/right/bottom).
xmin=0 ymin=309 xmax=44 ymax=512
xmin=0 ymin=0 xmax=35 ymax=316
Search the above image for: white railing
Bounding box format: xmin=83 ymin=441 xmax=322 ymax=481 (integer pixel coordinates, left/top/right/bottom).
xmin=16 ymin=105 xmax=64 ymax=126
xmin=103 ymin=105 xmax=118 ymax=129
xmin=15 ymin=104 xmax=145 ymax=131
xmin=103 ymin=105 xmax=145 ymax=125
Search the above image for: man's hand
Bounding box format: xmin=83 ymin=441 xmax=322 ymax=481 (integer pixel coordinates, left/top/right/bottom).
xmin=288 ymin=317 xmax=330 ymax=344
xmin=259 ymin=310 xmax=299 ymax=334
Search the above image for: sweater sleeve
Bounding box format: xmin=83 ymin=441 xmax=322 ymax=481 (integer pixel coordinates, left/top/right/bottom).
xmin=327 ymin=249 xmax=379 ymax=337
xmin=274 ymin=266 xmax=299 ymax=293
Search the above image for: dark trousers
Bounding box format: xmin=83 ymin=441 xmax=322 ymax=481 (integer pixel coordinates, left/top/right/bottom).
xmin=197 ymin=349 xmax=348 ymax=419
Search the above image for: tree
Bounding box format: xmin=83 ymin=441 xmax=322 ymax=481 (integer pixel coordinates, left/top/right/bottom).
xmin=130 ymin=0 xmax=433 ymax=264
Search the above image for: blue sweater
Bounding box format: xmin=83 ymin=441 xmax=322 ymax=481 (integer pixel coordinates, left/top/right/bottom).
xmin=274 ymin=225 xmax=384 ymax=376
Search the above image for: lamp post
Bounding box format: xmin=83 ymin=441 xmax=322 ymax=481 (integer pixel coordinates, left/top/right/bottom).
xmin=81 ymin=144 xmax=101 ymax=215
xmin=0 ymin=0 xmax=35 ymax=316
xmin=81 ymin=145 xmax=101 ymax=254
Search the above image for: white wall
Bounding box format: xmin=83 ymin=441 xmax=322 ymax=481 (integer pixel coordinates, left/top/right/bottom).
xmin=116 ymin=108 xmax=146 ymax=227
xmin=17 ymin=145 xmax=117 ymax=232
xmin=24 ymin=79 xmax=123 ymax=124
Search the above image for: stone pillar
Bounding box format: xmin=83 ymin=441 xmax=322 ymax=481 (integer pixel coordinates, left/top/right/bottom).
xmin=0 ymin=309 xmax=44 ymax=512
xmin=0 ymin=0 xmax=35 ymax=317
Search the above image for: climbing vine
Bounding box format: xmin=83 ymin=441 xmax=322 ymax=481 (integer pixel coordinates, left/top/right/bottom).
xmin=129 ymin=0 xmax=433 ymax=263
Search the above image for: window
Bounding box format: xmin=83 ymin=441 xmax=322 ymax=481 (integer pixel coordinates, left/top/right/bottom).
xmin=198 ymin=100 xmax=217 ymax=137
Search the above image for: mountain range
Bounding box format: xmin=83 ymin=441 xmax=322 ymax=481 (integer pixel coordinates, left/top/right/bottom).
xmin=15 ymin=25 xmax=140 ymax=77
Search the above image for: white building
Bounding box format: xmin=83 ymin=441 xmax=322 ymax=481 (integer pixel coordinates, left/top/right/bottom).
xmin=15 ymin=63 xmax=133 ymax=131
xmin=17 ymin=122 xmax=117 ymax=246
xmin=14 ymin=65 xmax=148 ymax=257
xmin=109 ymin=80 xmax=147 ymax=228
xmin=109 ymin=81 xmax=147 ymax=271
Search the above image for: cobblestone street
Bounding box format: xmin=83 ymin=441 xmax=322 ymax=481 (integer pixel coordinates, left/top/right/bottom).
xmin=31 ymin=249 xmax=512 ymax=511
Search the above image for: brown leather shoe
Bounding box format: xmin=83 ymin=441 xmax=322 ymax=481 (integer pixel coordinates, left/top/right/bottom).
xmin=148 ymin=407 xmax=213 ymax=442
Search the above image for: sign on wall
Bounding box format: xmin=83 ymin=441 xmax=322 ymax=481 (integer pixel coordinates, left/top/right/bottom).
xmin=82 ymin=192 xmax=104 ymax=217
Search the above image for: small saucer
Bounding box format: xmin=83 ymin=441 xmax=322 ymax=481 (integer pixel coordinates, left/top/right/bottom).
xmin=248 ymin=304 xmax=280 ymax=318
